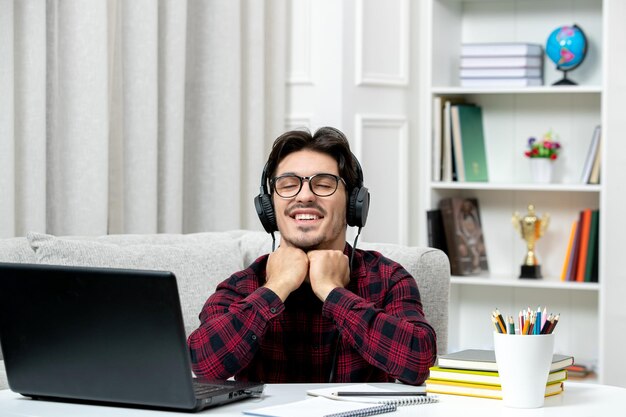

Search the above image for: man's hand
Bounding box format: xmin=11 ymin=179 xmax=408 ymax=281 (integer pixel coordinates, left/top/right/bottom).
xmin=264 ymin=246 xmax=309 ymax=302
xmin=307 ymin=250 xmax=350 ymax=301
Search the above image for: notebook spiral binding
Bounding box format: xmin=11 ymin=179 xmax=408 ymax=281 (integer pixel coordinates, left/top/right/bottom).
xmin=378 ymin=395 xmax=439 ymax=406
xmin=324 ymin=403 xmax=397 ymax=417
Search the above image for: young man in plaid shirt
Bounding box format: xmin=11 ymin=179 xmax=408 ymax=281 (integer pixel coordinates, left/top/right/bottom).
xmin=187 ymin=127 xmax=437 ymax=385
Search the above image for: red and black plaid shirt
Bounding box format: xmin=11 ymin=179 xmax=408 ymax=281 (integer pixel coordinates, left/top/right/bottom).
xmin=187 ymin=244 xmax=437 ymax=385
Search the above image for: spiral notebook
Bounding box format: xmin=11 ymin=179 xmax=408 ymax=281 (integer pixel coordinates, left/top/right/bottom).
xmin=307 ymin=383 xmax=439 ymax=406
xmin=244 ymin=384 xmax=438 ymax=417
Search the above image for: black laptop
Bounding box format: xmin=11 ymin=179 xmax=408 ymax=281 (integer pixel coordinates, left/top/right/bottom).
xmin=0 ymin=262 xmax=264 ymax=411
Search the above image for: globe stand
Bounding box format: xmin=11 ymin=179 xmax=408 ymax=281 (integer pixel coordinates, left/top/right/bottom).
xmin=553 ymin=70 xmax=577 ymax=86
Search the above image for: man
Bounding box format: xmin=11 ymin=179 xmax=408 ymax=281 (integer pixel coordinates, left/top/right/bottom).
xmin=187 ymin=127 xmax=436 ymax=385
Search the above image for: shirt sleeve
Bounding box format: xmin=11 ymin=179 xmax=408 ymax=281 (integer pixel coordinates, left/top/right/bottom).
xmin=187 ymin=274 xmax=284 ymax=380
xmin=322 ymin=265 xmax=437 ymax=385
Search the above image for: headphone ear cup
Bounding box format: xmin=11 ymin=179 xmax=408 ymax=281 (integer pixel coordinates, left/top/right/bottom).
xmin=347 ymin=186 xmax=370 ymax=228
xmin=254 ymin=193 xmax=277 ymax=233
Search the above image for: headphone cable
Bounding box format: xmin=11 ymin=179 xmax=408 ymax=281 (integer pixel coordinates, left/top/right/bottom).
xmin=329 ymin=227 xmax=362 ymax=383
xmin=350 ymin=227 xmax=362 ymax=272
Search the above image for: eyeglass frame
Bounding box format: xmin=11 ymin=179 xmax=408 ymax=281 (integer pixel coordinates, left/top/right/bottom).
xmin=270 ymin=173 xmax=347 ymax=198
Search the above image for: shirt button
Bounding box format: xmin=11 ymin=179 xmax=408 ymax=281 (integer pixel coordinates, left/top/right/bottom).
xmin=270 ymin=307 xmax=277 ymax=314
xmin=251 ymin=334 xmax=257 ymax=341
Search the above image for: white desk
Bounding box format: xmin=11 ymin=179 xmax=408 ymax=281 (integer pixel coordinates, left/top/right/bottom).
xmin=0 ymin=382 xmax=624 ymax=416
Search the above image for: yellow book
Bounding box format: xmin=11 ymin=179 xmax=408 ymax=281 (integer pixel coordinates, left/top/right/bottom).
xmin=425 ymin=379 xmax=564 ymax=400
xmin=428 ymin=366 xmax=567 ymax=387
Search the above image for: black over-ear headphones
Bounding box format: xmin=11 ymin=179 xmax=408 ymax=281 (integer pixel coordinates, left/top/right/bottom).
xmin=254 ymin=154 xmax=370 ymax=233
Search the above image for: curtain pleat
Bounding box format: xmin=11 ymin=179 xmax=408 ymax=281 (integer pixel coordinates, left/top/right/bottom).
xmin=120 ymin=0 xmax=159 ymax=233
xmin=157 ymin=0 xmax=187 ymax=233
xmin=1 ymin=0 xmax=286 ymax=238
xmin=14 ymin=0 xmax=47 ymax=236
xmin=0 ymin=0 xmax=15 ymax=237
xmin=47 ymin=0 xmax=109 ymax=236
xmin=183 ymin=0 xmax=242 ymax=232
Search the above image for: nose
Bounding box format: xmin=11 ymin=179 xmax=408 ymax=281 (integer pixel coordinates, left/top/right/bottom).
xmin=295 ymin=178 xmax=316 ymax=201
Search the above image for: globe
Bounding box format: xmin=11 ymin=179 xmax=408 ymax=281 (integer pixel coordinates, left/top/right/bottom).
xmin=545 ymin=24 xmax=588 ymax=85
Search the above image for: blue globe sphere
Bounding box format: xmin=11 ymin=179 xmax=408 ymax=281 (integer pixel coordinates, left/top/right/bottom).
xmin=546 ymin=25 xmax=587 ymax=71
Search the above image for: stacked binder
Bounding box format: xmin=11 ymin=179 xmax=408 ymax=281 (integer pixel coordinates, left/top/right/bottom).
xmin=460 ymin=43 xmax=544 ymax=87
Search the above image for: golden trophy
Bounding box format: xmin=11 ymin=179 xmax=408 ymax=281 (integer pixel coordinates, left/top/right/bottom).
xmin=512 ymin=204 xmax=550 ymax=279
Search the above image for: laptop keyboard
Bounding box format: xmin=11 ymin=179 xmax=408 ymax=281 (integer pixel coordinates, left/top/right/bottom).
xmin=192 ymin=381 xmax=224 ymax=398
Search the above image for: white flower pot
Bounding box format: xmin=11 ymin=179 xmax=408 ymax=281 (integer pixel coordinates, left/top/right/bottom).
xmin=530 ymin=158 xmax=553 ymax=183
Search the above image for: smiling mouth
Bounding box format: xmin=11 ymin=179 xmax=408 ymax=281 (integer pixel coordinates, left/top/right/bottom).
xmin=294 ymin=213 xmax=320 ymax=221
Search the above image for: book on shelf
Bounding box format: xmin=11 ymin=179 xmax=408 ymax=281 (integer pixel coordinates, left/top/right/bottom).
xmin=566 ymin=214 xmax=582 ymax=282
xmin=561 ymin=220 xmax=578 ymax=281
xmin=425 ymin=379 xmax=563 ymax=400
xmin=588 ymin=130 xmax=603 ymax=184
xmin=565 ymin=363 xmax=594 ymax=379
xmin=438 ymin=97 xmax=465 ymax=182
xmin=575 ymin=209 xmax=593 ymax=282
xmin=562 ymin=209 xmax=599 ymax=282
xmin=460 ymin=67 xmax=543 ymax=78
xmin=426 ymin=209 xmax=449 ymax=256
xmin=460 ymin=55 xmax=543 ymax=68
xmin=432 ymin=96 xmax=443 ymax=181
xmin=428 ymin=366 xmax=567 ymax=387
xmin=580 ymin=125 xmax=602 ymax=183
xmin=587 ymin=210 xmax=600 ymax=282
xmin=438 ymin=198 xmax=488 ymax=276
xmin=450 ymin=105 xmax=466 ymax=182
xmin=461 ymin=43 xmax=543 ymax=57
xmin=437 ymin=349 xmax=574 ymax=372
xmin=461 ymin=77 xmax=543 ymax=87
xmin=451 ymin=104 xmax=489 ymax=182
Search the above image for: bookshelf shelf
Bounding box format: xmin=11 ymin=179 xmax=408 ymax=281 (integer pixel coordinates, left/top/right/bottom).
xmin=431 ymin=86 xmax=603 ymax=95
xmin=450 ymin=275 xmax=600 ymax=291
xmin=430 ymin=182 xmax=601 ymax=193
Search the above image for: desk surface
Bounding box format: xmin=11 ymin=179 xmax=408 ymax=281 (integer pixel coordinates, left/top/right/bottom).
xmin=0 ymin=382 xmax=624 ymax=416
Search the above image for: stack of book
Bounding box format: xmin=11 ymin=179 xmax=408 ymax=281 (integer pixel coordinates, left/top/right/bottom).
xmin=460 ymin=43 xmax=544 ymax=87
xmin=426 ymin=349 xmax=572 ymax=400
xmin=561 ymin=209 xmax=600 ymax=282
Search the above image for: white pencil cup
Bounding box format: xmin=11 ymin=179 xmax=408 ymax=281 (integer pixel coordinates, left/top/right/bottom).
xmin=493 ymin=332 xmax=555 ymax=408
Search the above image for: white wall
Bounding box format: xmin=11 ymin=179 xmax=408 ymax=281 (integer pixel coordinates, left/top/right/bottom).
xmin=286 ymin=0 xmax=425 ymax=245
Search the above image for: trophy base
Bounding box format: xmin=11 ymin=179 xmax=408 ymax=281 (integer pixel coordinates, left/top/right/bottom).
xmin=520 ymin=265 xmax=542 ymax=279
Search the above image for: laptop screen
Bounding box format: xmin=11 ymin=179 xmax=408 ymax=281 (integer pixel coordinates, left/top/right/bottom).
xmin=0 ymin=262 xmax=260 ymax=411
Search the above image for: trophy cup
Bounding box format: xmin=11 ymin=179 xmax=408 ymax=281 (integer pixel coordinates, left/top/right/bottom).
xmin=512 ymin=204 xmax=550 ymax=279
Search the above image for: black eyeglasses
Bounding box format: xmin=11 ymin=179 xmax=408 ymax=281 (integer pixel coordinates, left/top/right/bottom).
xmin=271 ymin=173 xmax=346 ymax=198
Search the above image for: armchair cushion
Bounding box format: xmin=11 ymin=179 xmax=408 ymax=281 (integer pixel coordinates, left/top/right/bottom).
xmin=27 ymin=232 xmax=242 ymax=337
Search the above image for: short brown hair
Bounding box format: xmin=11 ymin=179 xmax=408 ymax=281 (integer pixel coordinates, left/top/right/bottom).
xmin=265 ymin=127 xmax=362 ymax=193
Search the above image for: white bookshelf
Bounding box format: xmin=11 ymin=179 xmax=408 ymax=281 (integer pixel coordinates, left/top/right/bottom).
xmin=420 ymin=0 xmax=626 ymax=385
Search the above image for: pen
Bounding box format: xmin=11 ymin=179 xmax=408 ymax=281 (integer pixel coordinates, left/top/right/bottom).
xmin=334 ymin=392 xmax=427 ymax=397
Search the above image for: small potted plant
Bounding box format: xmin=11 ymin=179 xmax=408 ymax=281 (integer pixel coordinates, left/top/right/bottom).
xmin=524 ymin=130 xmax=561 ymax=183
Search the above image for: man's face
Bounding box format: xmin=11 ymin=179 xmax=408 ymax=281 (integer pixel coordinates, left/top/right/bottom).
xmin=272 ymin=149 xmax=347 ymax=251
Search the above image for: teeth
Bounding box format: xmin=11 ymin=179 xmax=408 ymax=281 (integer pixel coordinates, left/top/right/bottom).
xmin=295 ymin=213 xmax=319 ymax=220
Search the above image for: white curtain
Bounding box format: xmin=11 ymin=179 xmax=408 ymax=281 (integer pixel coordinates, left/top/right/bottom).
xmin=0 ymin=0 xmax=286 ymax=238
